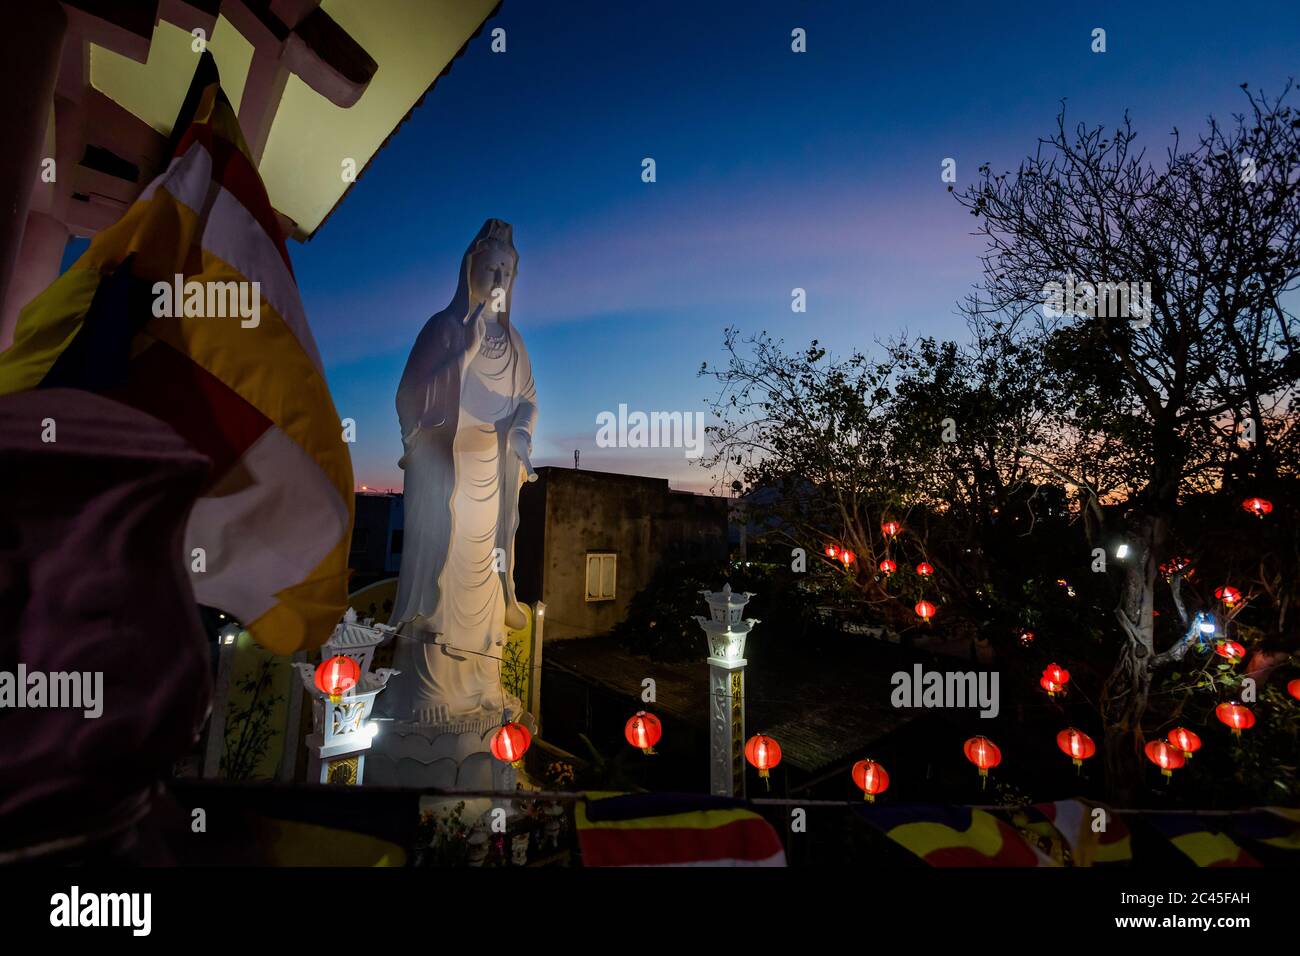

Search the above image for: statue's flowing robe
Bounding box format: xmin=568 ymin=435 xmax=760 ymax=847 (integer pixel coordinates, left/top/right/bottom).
xmin=387 ymin=311 xmax=537 ymax=721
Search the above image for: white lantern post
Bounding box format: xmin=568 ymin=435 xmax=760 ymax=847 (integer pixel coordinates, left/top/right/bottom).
xmin=292 ymin=608 xmax=398 ymax=786
xmin=695 ymin=585 xmax=757 ymax=798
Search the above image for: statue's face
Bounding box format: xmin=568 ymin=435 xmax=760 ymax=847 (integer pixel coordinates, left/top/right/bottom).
xmin=469 ymin=242 xmax=515 ymax=305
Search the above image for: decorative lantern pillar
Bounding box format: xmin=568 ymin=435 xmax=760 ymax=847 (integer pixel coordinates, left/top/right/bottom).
xmin=292 ymin=608 xmax=398 ymax=785
xmin=695 ymin=585 xmax=758 ymax=798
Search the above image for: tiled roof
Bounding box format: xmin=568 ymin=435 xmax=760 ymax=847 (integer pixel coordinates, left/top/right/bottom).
xmin=545 ymin=634 xmax=914 ymax=774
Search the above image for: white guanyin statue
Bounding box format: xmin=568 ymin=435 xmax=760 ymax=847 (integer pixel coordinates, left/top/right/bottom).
xmin=368 ymin=219 xmax=537 ymax=801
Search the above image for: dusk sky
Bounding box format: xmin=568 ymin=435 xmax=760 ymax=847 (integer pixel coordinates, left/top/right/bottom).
xmin=70 ymin=1 xmax=1300 ymax=493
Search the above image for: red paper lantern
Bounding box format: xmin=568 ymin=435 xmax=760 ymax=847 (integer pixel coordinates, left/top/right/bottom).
xmin=914 ymin=599 xmax=936 ymax=623
xmin=314 ymin=655 xmax=360 ymax=701
xmin=852 ymin=759 xmax=890 ymax=802
xmin=1288 ymin=679 xmax=1300 ymax=702
xmin=1144 ymin=740 xmax=1185 ymax=778
xmin=490 ymin=722 xmax=532 ymax=764
xmin=915 ymin=561 xmax=934 ymax=577
xmin=1043 ymin=662 xmax=1069 ymax=686
xmin=744 ymin=734 xmax=782 ymax=781
xmin=840 ymin=549 xmax=856 ymax=566
xmin=624 ymin=711 xmax=662 ymax=755
xmin=878 ymin=558 xmax=897 ymax=575
xmin=1242 ymin=497 xmax=1273 ymax=518
xmin=1168 ymin=726 xmax=1202 ymax=759
xmin=1215 ymin=701 xmax=1255 ymax=737
xmin=1056 ymin=728 xmax=1095 ymax=769
xmin=963 ymin=736 xmax=1001 ymax=788
xmin=824 ymin=544 xmax=839 ymax=559
xmin=882 ymin=519 xmax=902 ymax=538
xmin=1041 ymin=663 xmax=1070 ymax=697
xmin=1214 ymin=640 xmax=1245 ymax=662
xmin=1215 ymin=585 xmax=1242 ymax=607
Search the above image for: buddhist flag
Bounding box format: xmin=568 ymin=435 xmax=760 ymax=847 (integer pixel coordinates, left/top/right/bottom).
xmin=1000 ymin=799 xmax=1132 ymax=866
xmin=1228 ymin=808 xmax=1300 ymax=864
xmin=857 ymin=804 xmax=1048 ymax=866
xmin=0 ymin=54 xmax=352 ymax=654
xmin=576 ymin=793 xmax=787 ymax=866
xmin=1144 ymin=815 xmax=1262 ymax=867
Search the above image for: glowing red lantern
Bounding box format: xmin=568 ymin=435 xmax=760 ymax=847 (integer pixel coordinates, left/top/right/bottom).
xmin=963 ymin=736 xmax=1001 ymax=788
xmin=1043 ymin=662 xmax=1069 ymax=685
xmin=914 ymin=599 xmax=936 ymax=623
xmin=1215 ymin=701 xmax=1255 ymax=737
xmin=916 ymin=562 xmax=934 ymax=577
xmin=314 ymin=655 xmax=360 ymax=702
xmin=824 ymin=544 xmax=839 ymax=559
xmin=1018 ymin=629 xmax=1035 ymax=648
xmin=882 ymin=519 xmax=902 ymax=538
xmin=1214 ymin=640 xmax=1245 ymax=662
xmin=1041 ymin=663 xmax=1069 ymax=697
xmin=1159 ymin=556 xmax=1194 ymax=580
xmin=1215 ymin=586 xmax=1242 ymax=607
xmin=878 ymin=558 xmax=897 ymax=575
xmin=1168 ymin=726 xmax=1202 ymax=759
xmin=745 ymin=734 xmax=782 ymax=786
xmin=624 ymin=711 xmax=662 ymax=755
xmin=851 ymin=759 xmax=890 ymax=802
xmin=1056 ymin=728 xmax=1095 ymax=770
xmin=1144 ymin=740 xmax=1185 ymax=778
xmin=1242 ymin=497 xmax=1273 ymax=518
xmin=490 ymin=722 xmax=532 ymax=764
xmin=1288 ymin=679 xmax=1300 ymax=702
xmin=840 ymin=549 xmax=856 ymax=566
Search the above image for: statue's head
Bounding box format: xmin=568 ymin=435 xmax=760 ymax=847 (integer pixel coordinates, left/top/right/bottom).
xmin=463 ymin=219 xmax=518 ymax=321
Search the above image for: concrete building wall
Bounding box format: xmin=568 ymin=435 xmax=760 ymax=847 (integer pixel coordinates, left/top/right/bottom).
xmin=516 ymin=468 xmax=728 ymax=641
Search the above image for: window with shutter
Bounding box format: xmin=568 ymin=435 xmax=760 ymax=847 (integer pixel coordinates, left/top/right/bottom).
xmin=585 ymin=552 xmax=616 ymax=602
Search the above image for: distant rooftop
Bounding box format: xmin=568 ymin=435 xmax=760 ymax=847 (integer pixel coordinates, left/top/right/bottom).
xmin=545 ymin=633 xmax=915 ymax=776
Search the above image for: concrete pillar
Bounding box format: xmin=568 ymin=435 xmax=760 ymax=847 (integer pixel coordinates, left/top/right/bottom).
xmin=708 ymin=659 xmax=747 ymax=797
xmin=0 ymin=0 xmax=66 ymax=351
xmin=696 ymin=585 xmax=757 ymax=798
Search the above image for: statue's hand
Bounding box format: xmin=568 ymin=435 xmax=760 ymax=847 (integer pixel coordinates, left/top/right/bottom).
xmin=508 ymin=428 xmax=537 ymax=482
xmin=462 ymin=300 xmax=486 ymax=354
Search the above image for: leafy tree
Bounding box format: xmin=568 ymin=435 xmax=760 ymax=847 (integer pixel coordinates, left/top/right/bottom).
xmin=957 ymin=84 xmax=1300 ymax=796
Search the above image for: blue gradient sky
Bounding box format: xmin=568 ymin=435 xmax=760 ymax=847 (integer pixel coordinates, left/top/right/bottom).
xmin=73 ymin=1 xmax=1300 ymax=493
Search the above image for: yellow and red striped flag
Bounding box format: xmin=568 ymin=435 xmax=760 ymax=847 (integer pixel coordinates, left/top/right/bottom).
xmin=0 ymin=54 xmax=353 ymax=654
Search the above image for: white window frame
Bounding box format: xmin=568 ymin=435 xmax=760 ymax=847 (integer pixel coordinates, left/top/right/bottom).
xmin=585 ymin=552 xmax=617 ymax=602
